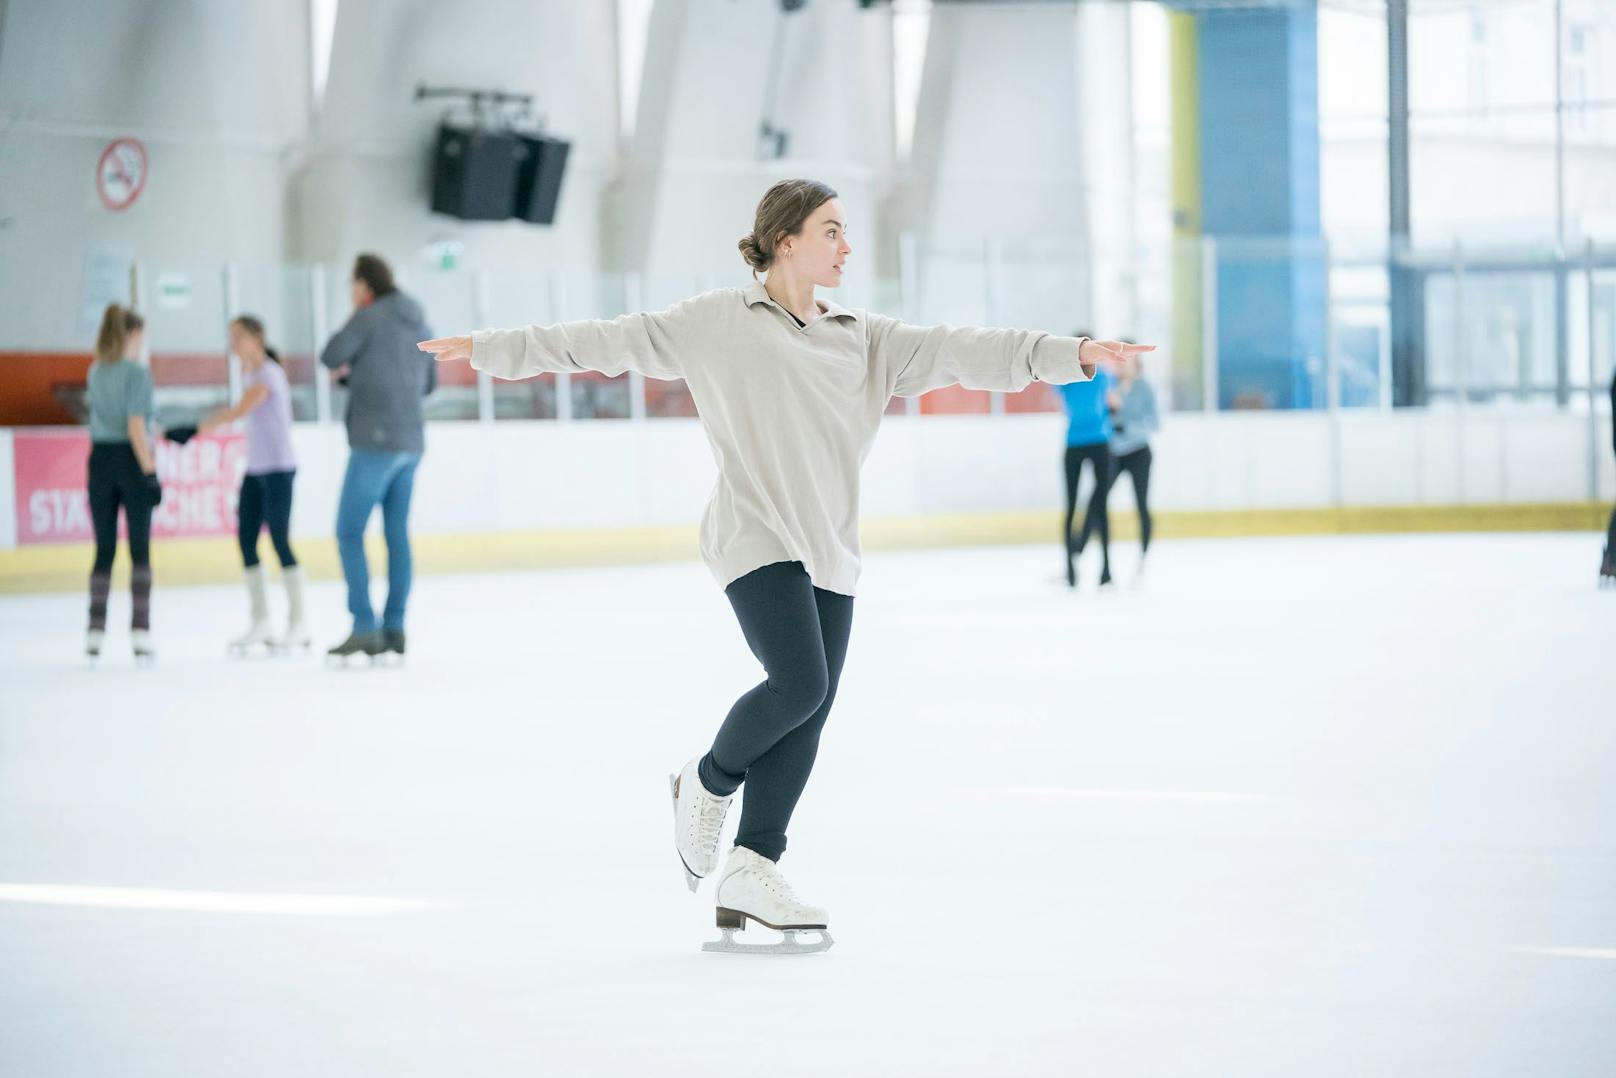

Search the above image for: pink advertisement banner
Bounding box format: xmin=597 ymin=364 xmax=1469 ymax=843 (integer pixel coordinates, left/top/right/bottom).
xmin=13 ymin=429 xmax=247 ymax=545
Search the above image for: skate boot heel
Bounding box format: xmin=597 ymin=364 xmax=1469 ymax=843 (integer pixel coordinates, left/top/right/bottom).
xmin=715 ymin=907 xmax=746 ymax=930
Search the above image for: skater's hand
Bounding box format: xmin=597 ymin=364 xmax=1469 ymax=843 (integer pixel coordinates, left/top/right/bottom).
xmin=142 ymin=472 xmax=164 ymax=508
xmin=418 ymin=336 xmax=472 ymax=363
xmin=1080 ymin=339 xmax=1154 ymax=371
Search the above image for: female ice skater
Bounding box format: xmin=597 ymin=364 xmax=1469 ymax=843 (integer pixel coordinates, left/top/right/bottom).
xmin=1106 ymin=347 xmax=1160 ymax=576
xmin=84 ymin=303 xmax=161 ymax=663
xmin=1058 ymin=337 xmax=1119 ymax=588
xmin=192 ymin=316 xmax=308 ymax=653
xmin=419 ymin=180 xmax=1152 ymax=953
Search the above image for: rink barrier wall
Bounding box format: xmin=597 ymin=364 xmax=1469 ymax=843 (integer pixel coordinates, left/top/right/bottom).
xmin=1 ymin=411 xmax=1610 ymax=591
xmin=0 ymin=502 xmax=1605 ymax=594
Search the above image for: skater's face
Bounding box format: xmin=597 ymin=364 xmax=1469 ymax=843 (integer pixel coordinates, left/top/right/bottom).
xmin=779 ymin=198 xmax=851 ymax=288
xmin=228 ymin=322 xmax=262 ymax=367
xmin=351 ymin=278 xmax=375 ymax=309
xmin=122 ymin=328 xmax=143 ymax=360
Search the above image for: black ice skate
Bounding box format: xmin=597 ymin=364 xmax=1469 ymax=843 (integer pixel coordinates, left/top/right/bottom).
xmin=326 ymin=630 xmax=384 ymax=664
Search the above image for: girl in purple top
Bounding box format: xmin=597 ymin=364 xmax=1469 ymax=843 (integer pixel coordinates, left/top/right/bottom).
xmin=199 ymin=315 xmax=307 ymax=653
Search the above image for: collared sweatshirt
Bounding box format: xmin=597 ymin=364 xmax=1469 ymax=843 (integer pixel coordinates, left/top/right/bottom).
xmin=470 ymin=281 xmax=1092 ymax=596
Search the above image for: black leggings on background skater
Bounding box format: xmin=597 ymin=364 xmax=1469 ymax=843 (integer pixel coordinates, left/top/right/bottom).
xmin=238 ymin=470 xmax=298 ymax=569
xmin=87 ymin=443 xmax=153 ymax=631
xmin=1108 ymin=444 xmax=1153 ymax=554
xmin=698 ymin=560 xmax=855 ymax=863
xmin=1063 ymin=442 xmax=1112 ymax=584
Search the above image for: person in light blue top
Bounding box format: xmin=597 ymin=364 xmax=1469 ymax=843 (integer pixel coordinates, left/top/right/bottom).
xmin=1056 ymin=335 xmax=1118 ymax=588
xmin=1107 ymin=352 xmax=1161 ymax=565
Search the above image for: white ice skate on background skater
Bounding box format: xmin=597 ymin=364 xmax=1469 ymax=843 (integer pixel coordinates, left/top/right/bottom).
xmin=277 ymin=566 xmax=312 ymax=650
xmin=229 ymin=566 xmax=276 ymax=656
xmin=670 ymin=756 xmax=732 ymax=892
xmin=703 ymin=844 xmax=833 ymax=955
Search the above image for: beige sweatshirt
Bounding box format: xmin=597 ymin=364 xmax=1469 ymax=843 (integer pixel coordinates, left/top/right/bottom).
xmin=470 ymin=281 xmax=1091 ymax=596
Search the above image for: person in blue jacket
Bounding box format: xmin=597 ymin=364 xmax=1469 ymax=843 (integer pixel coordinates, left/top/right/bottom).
xmin=1057 ymin=330 xmax=1119 ymax=588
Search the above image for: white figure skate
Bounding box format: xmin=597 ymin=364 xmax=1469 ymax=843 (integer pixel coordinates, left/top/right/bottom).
xmin=669 ymin=756 xmax=732 ymax=893
xmin=85 ymin=628 xmax=105 ymax=660
xmin=131 ymin=629 xmax=156 ymax=667
xmin=703 ymin=844 xmax=833 ymax=956
xmin=229 ymin=566 xmax=276 ymax=655
xmin=277 ymin=566 xmax=311 ymax=650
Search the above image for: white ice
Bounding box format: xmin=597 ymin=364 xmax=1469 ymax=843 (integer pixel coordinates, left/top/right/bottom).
xmin=2 ymin=533 xmax=1614 ymax=1076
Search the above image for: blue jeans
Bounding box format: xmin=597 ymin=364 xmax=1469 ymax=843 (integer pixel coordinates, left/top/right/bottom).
xmin=335 ymin=449 xmax=421 ymax=633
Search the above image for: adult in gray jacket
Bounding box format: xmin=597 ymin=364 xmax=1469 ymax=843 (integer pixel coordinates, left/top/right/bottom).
xmin=320 ymin=253 xmax=436 ymax=660
xmin=421 ymin=178 xmax=1152 ymax=953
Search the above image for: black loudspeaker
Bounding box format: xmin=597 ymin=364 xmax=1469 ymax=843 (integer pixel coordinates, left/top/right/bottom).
xmin=515 ymin=135 xmax=570 ymax=225
xmin=431 ymin=124 xmax=522 ymax=221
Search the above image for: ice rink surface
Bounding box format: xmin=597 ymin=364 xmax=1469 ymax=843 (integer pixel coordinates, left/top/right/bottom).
xmin=2 ymin=533 xmax=1613 ymax=1076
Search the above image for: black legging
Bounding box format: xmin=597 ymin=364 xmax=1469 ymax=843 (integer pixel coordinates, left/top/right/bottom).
xmin=238 ymin=470 xmax=298 ymax=568
xmin=89 ymin=443 xmax=152 ymax=572
xmin=87 ymin=442 xmax=153 ymax=630
xmin=1109 ymin=445 xmax=1154 ymax=553
xmin=1063 ymin=442 xmax=1111 ymax=577
xmin=698 ymin=561 xmax=855 ymax=863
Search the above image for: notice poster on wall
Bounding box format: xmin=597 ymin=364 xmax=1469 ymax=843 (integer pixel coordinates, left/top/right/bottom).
xmin=80 ymin=245 xmax=135 ymax=334
xmin=12 ymin=429 xmax=247 ymax=546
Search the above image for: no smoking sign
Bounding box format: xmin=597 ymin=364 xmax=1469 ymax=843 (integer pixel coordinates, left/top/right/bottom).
xmin=96 ymin=137 xmax=148 ymax=212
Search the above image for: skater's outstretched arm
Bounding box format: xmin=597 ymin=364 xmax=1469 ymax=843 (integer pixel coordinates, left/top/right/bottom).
xmin=870 ymin=315 xmax=1153 ymax=399
xmin=196 ymin=384 xmax=270 ymax=435
xmin=419 ymin=301 xmax=696 ymax=383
